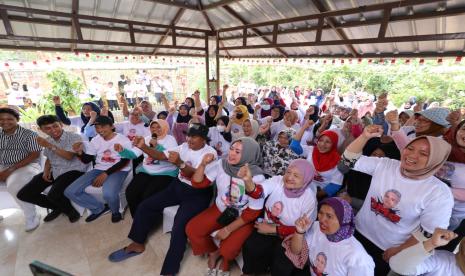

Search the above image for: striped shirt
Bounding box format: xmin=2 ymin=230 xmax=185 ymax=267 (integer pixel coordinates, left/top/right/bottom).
xmin=0 ymin=125 xmax=41 ymax=166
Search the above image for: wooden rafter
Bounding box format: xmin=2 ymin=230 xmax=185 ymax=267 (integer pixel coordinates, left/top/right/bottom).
xmin=152 ymin=8 xmax=186 ymax=55
xmin=378 ymin=8 xmax=392 ymax=38
xmin=145 ymin=0 xmax=242 ymax=11
xmin=311 ymin=0 xmax=358 ymax=57
xmin=0 ymin=9 xmax=13 ymax=35
xmin=222 ymin=5 xmax=288 ymax=58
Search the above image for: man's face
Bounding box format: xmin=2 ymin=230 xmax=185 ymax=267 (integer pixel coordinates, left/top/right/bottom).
xmin=12 ymin=83 xmax=19 ymax=91
xmin=383 ymin=191 xmax=400 ymax=209
xmin=40 ymin=122 xmax=63 ymax=139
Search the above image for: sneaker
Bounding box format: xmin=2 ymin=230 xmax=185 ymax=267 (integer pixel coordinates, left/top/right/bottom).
xmin=25 ymin=214 xmax=41 ymax=232
xmin=85 ymin=205 xmax=110 ymax=223
xmin=67 ymin=209 xmax=80 ymax=223
xmin=205 ymin=268 xmax=217 ymax=276
xmin=217 ymin=270 xmax=230 ymax=276
xmin=43 ymin=209 xmax=61 ymax=222
xmin=111 ymin=212 xmax=122 ymax=223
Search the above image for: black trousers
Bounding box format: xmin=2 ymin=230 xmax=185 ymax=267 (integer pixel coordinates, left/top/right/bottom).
xmin=107 ymin=100 xmax=119 ymax=110
xmin=242 ymin=230 xmax=283 ymax=274
xmin=17 ymin=170 xmax=85 ymax=215
xmin=125 ymin=172 xmax=173 ymax=217
xmin=271 ymin=236 xmax=310 ymax=276
xmin=127 ymin=178 xmax=212 ymax=275
xmin=354 ymin=230 xmax=390 ymax=276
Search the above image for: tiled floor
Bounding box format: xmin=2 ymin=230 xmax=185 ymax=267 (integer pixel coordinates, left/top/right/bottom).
xmin=0 ymin=208 xmax=243 ymax=276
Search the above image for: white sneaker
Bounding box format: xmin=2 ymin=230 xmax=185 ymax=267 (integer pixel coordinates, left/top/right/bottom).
xmin=205 ymin=268 xmax=217 ymax=276
xmin=217 ymin=270 xmax=230 ymax=276
xmin=25 ymin=214 xmax=41 ymax=232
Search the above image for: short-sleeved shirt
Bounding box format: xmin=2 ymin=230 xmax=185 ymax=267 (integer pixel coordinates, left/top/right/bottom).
xmin=164 ymin=143 xmax=217 ymax=186
xmin=353 ymin=156 xmax=454 ymax=250
xmin=207 ymin=127 xmax=231 ymax=158
xmin=0 ymin=126 xmax=41 ymax=166
xmin=303 ymin=146 xmax=344 ymax=191
xmin=411 ymin=250 xmax=462 ymax=276
xmin=115 ymin=121 xmax=150 ymax=142
xmin=44 ymin=131 xmax=88 ymax=178
xmin=306 ymin=222 xmax=375 ymax=276
xmin=85 ymin=133 xmax=132 ymax=171
xmin=260 ymin=175 xmax=317 ymax=226
xmin=205 ymin=159 xmax=265 ymax=213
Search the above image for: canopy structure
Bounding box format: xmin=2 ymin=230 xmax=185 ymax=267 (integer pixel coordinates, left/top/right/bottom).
xmin=1 ymin=0 xmax=465 ymax=95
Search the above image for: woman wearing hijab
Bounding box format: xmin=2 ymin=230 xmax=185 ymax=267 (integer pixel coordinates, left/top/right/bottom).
xmin=235 ymin=96 xmax=254 ymax=114
xmin=390 ymin=228 xmax=464 ymax=276
xmin=257 ymin=98 xmax=274 ymax=120
xmin=187 ymin=137 xmax=265 ymax=276
xmin=291 ymin=123 xmax=344 ymax=200
xmin=241 ymin=159 xmax=317 ymax=276
xmin=204 ymin=105 xmax=219 ymax=128
xmin=55 ymin=99 xmax=114 ymax=140
xmin=258 ymin=127 xmax=300 ymax=177
xmin=280 ymin=197 xmax=374 ymax=276
xmin=208 ymin=116 xmax=232 ymax=158
xmin=114 ymin=120 xmax=179 ymax=216
xmin=166 ymin=104 xmax=191 ymax=145
xmin=229 ymin=105 xmax=250 ymax=135
xmin=270 ymin=110 xmax=300 ymax=140
xmin=341 ymin=125 xmax=454 ymax=275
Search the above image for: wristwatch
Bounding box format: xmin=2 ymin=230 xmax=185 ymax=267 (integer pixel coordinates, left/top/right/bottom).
xmin=179 ymin=161 xmax=186 ymax=169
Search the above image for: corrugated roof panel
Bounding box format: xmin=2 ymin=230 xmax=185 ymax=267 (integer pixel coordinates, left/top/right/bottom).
xmin=175 ymin=9 xmax=210 ymax=30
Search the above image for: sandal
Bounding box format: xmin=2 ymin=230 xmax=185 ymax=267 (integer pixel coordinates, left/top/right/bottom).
xmin=108 ymin=247 xmax=142 ymax=262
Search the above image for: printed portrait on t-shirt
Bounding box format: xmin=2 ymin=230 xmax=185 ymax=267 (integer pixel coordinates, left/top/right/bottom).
xmin=371 ymin=189 xmax=402 ymax=223
xmin=265 ymin=201 xmax=284 ymax=224
xmin=311 ymin=252 xmax=328 ymax=276
xmin=435 ymin=162 xmax=456 ymax=186
xmin=127 ymin=129 xmax=137 ymax=141
xmin=145 ymin=156 xmax=159 ymax=165
xmin=101 ymin=149 xmax=117 ymax=163
xmin=221 ymin=177 xmax=246 ymax=208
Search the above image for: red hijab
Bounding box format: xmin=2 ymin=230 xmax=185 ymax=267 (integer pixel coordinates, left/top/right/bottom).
xmin=444 ymin=120 xmax=465 ymax=163
xmin=312 ymin=130 xmax=341 ymax=172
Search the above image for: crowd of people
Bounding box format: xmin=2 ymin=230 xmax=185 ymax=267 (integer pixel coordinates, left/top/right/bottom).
xmin=0 ymin=81 xmax=465 ymax=276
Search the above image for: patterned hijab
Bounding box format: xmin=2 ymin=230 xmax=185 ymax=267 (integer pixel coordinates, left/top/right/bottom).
xmin=319 ymin=197 xmax=355 ymax=242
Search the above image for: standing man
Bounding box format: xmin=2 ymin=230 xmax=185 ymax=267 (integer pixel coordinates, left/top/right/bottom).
xmin=7 ymin=82 xmax=26 ymax=108
xmin=17 ymin=115 xmax=89 ymax=223
xmin=0 ymin=108 xmax=42 ymax=231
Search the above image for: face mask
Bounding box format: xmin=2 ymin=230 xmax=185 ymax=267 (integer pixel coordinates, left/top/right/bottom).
xmin=216 ymin=125 xmax=225 ymax=132
xmin=236 ymin=113 xmax=244 ymax=119
xmin=262 ymin=104 xmax=271 ymax=111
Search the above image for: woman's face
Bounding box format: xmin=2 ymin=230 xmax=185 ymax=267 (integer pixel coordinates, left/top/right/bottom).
xmin=456 ymin=123 xmax=465 ymax=148
xmin=95 ymin=124 xmax=114 ymax=138
xmin=283 ymin=166 xmax=305 ymax=190
xmin=277 ymin=133 xmax=290 ymax=147
xmin=271 ymin=107 xmax=280 ymax=119
xmin=316 ymin=135 xmax=333 ymax=153
xmin=414 ymin=115 xmax=432 ymax=133
xmin=140 ymin=102 xmax=151 ymax=113
xmin=82 ymin=105 xmax=92 ymax=117
xmin=129 ymin=110 xmax=142 ymax=125
xmin=158 ymin=114 xmax=167 ymax=120
xmin=383 ymin=191 xmax=400 ymax=209
xmin=217 ymin=119 xmax=226 ymax=127
xmin=150 ymin=122 xmax=162 ymax=136
xmin=227 ymin=141 xmax=243 ymax=165
xmin=306 ymin=106 xmax=315 ymax=115
xmin=401 ymin=138 xmax=430 ymax=171
xmin=399 ymin=113 xmax=410 ymax=126
xmin=318 ymin=204 xmax=340 ymax=235
xmin=179 ymin=106 xmax=189 ymax=116
xmin=184 ymin=98 xmax=193 ymax=107
xmin=234 ymin=98 xmax=242 ymax=106
xmin=208 ymin=107 xmax=217 ymax=117
xmin=242 ymin=120 xmax=252 ymax=136
xmin=371 ymin=148 xmax=386 ymax=158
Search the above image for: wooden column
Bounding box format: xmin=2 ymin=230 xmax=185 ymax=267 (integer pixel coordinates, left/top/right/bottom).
xmin=205 ymin=35 xmax=210 ymax=99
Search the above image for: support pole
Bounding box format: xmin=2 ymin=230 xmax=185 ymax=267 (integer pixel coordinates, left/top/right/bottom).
xmin=216 ymin=32 xmax=220 ymax=94
xmin=205 ymin=35 xmax=210 ymax=100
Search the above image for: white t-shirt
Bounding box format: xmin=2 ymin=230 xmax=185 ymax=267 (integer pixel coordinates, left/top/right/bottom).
xmin=88 ymin=82 xmax=102 ymax=98
xmin=86 ymin=133 xmax=132 ymax=171
xmin=130 ymin=135 xmax=178 ymax=175
xmin=124 ymin=84 xmax=134 ymax=98
xmin=306 ymin=222 xmax=375 ymax=276
xmin=260 ymin=176 xmax=317 ymax=226
xmin=303 ymin=146 xmax=344 ymax=191
xmin=353 ymin=156 xmax=454 ymax=250
xmin=230 ymin=123 xmax=243 ymax=136
xmin=270 ymin=120 xmax=300 ymax=140
xmin=435 ymin=161 xmax=465 ymax=230
xmin=208 ymin=127 xmax=231 ymax=158
xmin=205 ymin=159 xmax=265 ymax=213
xmin=106 ymin=86 xmax=118 ymax=100
xmin=164 ymin=143 xmax=217 ymax=186
xmin=7 ymin=89 xmax=25 ymax=106
xmin=115 ymin=121 xmax=150 ymax=142
xmin=410 ymin=250 xmax=462 ymax=276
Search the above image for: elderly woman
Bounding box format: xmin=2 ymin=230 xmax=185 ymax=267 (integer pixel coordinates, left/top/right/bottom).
xmin=241 ymin=159 xmax=317 ymax=275
xmin=340 ymin=125 xmax=454 ymax=275
xmin=270 ymin=110 xmax=300 ymax=140
xmin=291 ymin=121 xmax=344 ymax=200
xmin=186 ymin=137 xmax=265 ymax=276
xmin=390 ymin=228 xmax=464 ymax=276
xmin=281 ymin=197 xmax=374 ymax=276
xmin=114 ymin=119 xmax=179 ymax=216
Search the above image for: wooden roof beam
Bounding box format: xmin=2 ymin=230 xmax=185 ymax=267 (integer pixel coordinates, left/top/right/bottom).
xmin=145 ymin=0 xmax=242 ymax=11
xmin=152 ymin=8 xmax=186 ymax=55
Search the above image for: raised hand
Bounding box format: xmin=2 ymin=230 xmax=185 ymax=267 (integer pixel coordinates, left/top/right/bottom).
xmin=114 ymin=143 xmax=124 ymax=153
xmin=413 ymin=102 xmax=423 ymax=113
xmin=237 ymin=163 xmax=252 ymax=182
xmin=52 ymin=96 xmax=61 ymax=105
xmin=362 ymin=125 xmax=383 ymax=139
xmin=303 ymin=119 xmax=315 ymax=130
xmin=446 ymin=110 xmax=461 ymax=126
xmin=385 ymin=110 xmax=399 ymax=124
xmin=430 ymin=228 xmax=458 ymax=248
xmin=72 ymin=142 xmax=84 ymax=154
xmin=201 ymin=153 xmax=215 ymax=166
xmin=168 ymin=151 xmax=182 ymax=166
xmin=89 ymin=111 xmax=98 ymax=120
xmin=100 ymin=106 xmax=109 ymax=117
xmin=295 ymin=215 xmax=312 ymax=233
xmin=36 ymin=136 xmax=52 ymax=148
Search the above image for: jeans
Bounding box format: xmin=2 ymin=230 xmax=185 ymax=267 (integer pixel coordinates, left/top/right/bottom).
xmin=64 ymin=169 xmax=128 ymax=215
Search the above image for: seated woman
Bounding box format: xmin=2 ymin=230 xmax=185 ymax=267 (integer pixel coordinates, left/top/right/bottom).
xmin=54 ymin=96 xmax=114 ymax=140
xmin=186 ymin=137 xmax=265 ymax=276
xmin=270 ymin=110 xmax=300 ymax=140
xmin=208 ymin=116 xmax=232 ymax=158
xmin=230 ymin=118 xmax=259 ymax=141
xmin=257 ymin=126 xmax=300 ymax=177
xmin=291 ymin=121 xmax=344 ymax=200
xmin=241 ymin=159 xmax=317 ymax=276
xmin=390 ymin=228 xmax=464 ymax=276
xmin=115 ymin=119 xmax=178 ymax=217
xmin=108 ymin=124 xmax=217 ymax=276
xmin=65 ymin=116 xmax=131 ymax=223
xmin=282 ymin=197 xmax=374 ymax=276
xmin=229 ymin=105 xmax=250 ymax=135
xmin=341 ymin=125 xmax=454 ymax=275
xmin=161 ymin=94 xmax=191 ymax=145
